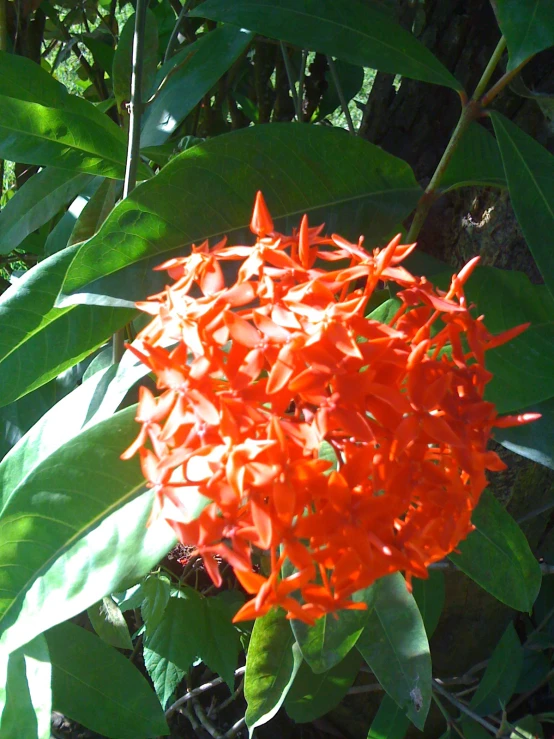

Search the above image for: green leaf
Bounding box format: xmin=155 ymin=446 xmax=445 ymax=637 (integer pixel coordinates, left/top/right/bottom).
xmin=460 ymin=718 xmax=492 ymax=739
xmin=292 ymin=584 xmax=374 ymax=674
xmin=316 ymin=59 xmax=365 ymax=121
xmin=0 ymin=245 xmax=135 ymax=407
xmin=0 ymin=168 xmax=92 ymax=254
xmin=87 ymin=596 xmax=133 ymax=650
xmin=449 ymin=490 xmax=541 ymax=612
xmin=60 ymin=123 xmax=421 ymax=303
xmin=143 ymin=597 xmax=200 ymax=679
xmin=440 ymin=123 xmax=506 ymax=192
xmin=80 ymin=35 xmax=116 ymax=74
xmin=411 ymin=570 xmax=445 ymax=638
xmin=492 ymin=0 xmax=554 ymax=69
xmin=470 ymin=622 xmax=523 ymax=715
xmin=510 ymin=715 xmax=544 ymax=739
xmin=494 ymin=397 xmax=554 ymax=470
xmin=140 ymin=25 xmax=253 ymax=148
xmin=0 ymin=406 xmax=146 ymax=641
xmin=491 ymin=111 xmax=554 ymax=298
xmin=141 ymin=575 xmax=171 ymax=635
xmin=0 ymin=488 xmax=176 ymax=657
xmin=69 ymin=178 xmax=120 ymax=246
xmin=143 ymin=644 xmax=185 ymax=710
xmin=285 ymin=647 xmax=361 ymax=723
xmin=190 ymin=0 xmax=461 ymax=90
xmin=0 ymin=50 xmax=68 ymax=106
xmin=113 ymin=11 xmax=159 ymax=113
xmin=367 ymin=694 xmax=410 ymax=739
xmin=46 ymin=621 xmax=168 ymax=739
xmin=0 ymin=635 xmax=51 ymax=739
xmin=245 ymin=608 xmax=302 ymax=736
xmin=514 ymin=651 xmax=549 ymax=694
xmin=356 ymin=574 xmax=431 ymax=730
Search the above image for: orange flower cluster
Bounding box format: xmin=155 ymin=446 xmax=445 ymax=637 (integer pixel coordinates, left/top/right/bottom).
xmin=122 ymin=193 xmax=537 ymax=624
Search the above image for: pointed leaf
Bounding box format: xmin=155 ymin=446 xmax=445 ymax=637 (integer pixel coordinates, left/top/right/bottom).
xmin=143 ymin=597 xmax=200 ymax=677
xmin=440 ymin=123 xmax=506 ymax=192
xmin=0 ymin=168 xmax=92 ymax=254
xmin=0 ymin=246 xmax=135 ymax=407
xmin=140 ymin=25 xmax=253 ymax=148
xmin=492 ymin=0 xmax=554 ymax=69
xmin=491 ymin=111 xmax=554 ymax=298
xmin=449 ymin=490 xmax=541 ymax=612
xmin=141 ymin=575 xmax=171 ymax=635
xmin=245 ymin=609 xmax=302 ymax=736
xmin=285 ymin=647 xmax=361 ymax=723
xmin=367 ymin=695 xmax=410 ymax=739
xmin=470 ymin=622 xmax=523 ymax=715
xmin=412 ymin=570 xmax=445 ymax=638
xmin=87 ymin=596 xmax=133 ymax=650
xmin=143 ymin=645 xmax=185 ymax=710
xmin=46 ymin=622 xmax=168 ymax=739
xmin=69 ymin=178 xmax=120 ymax=246
xmin=356 ymin=574 xmax=431 ymax=730
xmin=190 ymin=0 xmax=461 ymax=90
xmin=494 ymin=397 xmax=554 ymax=470
xmin=60 ymin=123 xmax=421 ymax=303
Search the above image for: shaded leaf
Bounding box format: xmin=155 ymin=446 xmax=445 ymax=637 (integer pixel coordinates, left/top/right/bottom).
xmin=510 ymin=715 xmax=544 ymax=739
xmin=412 ymin=570 xmax=445 ymax=638
xmin=47 ymin=622 xmax=168 ymax=739
xmin=140 ymin=26 xmax=253 ymax=148
xmin=492 ymin=0 xmax=554 ymax=69
xmin=87 ymin=596 xmax=133 ymax=650
xmin=191 ymin=0 xmax=461 ymax=90
xmin=69 ymin=178 xmax=120 ymax=246
xmin=491 ymin=112 xmax=554 ymax=298
xmin=0 ymin=168 xmax=91 ymax=254
xmin=367 ymin=695 xmax=410 ymax=739
xmin=356 ymin=574 xmax=431 ymax=730
xmin=460 ymin=717 xmax=491 ymax=739
xmin=440 ymin=123 xmax=505 ymax=192
xmin=470 ymin=622 xmax=523 ymax=715
xmin=285 ymin=648 xmax=361 ymax=723
xmin=60 ymin=123 xmax=421 ymax=303
xmin=449 ymin=490 xmax=541 ymax=612
xmin=245 ymin=609 xmax=302 ymax=736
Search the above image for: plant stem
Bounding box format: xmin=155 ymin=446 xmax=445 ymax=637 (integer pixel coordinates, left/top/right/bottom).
xmin=113 ymin=0 xmax=149 ymax=364
xmin=280 ymin=42 xmax=300 ymax=121
xmin=432 ymin=680 xmax=500 ymax=735
xmin=165 ymin=666 xmax=246 ymax=717
xmin=481 ymin=55 xmax=531 ymax=107
xmin=327 ymin=56 xmax=356 ymax=135
xmin=164 ymin=0 xmax=192 ymax=63
xmin=471 ymin=36 xmax=506 ymax=100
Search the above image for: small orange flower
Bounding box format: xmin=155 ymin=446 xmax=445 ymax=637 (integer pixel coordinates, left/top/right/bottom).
xmin=122 ymin=192 xmax=538 ymax=624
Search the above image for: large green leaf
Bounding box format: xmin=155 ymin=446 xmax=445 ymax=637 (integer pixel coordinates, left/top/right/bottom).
xmin=0 ymin=245 xmax=135 ymax=407
xmin=244 ymin=609 xmax=302 ymax=736
xmin=143 ymin=643 xmax=185 ymax=710
xmin=59 ymin=123 xmax=421 ymax=302
xmin=494 ymin=397 xmax=554 ymax=470
xmin=46 ymin=622 xmax=168 ymax=739
xmin=284 ymin=647 xmax=361 ymax=723
xmin=292 ymin=585 xmax=374 ymax=674
xmin=440 ymin=123 xmax=506 ymax=192
xmin=113 ymin=11 xmax=159 ymax=113
xmin=0 ymin=168 xmax=92 ymax=254
xmin=491 ymin=112 xmax=554 ymax=298
xmin=140 ymin=25 xmax=253 ymax=148
xmin=141 ymin=574 xmax=171 ymax=635
xmin=69 ymin=178 xmax=120 ymax=246
xmin=411 ymin=570 xmax=445 ymax=638
xmin=492 ymin=0 xmax=554 ymax=69
xmin=367 ymin=695 xmax=410 ymax=739
xmin=0 ymin=635 xmax=51 ymax=739
xmin=449 ymin=490 xmax=541 ymax=612
xmin=190 ymin=0 xmax=461 ymax=90
xmin=0 ymin=52 xmax=149 ymax=179
xmin=469 ymin=622 xmax=523 ymax=715
xmin=0 ymin=406 xmax=145 ymax=640
xmin=143 ymin=597 xmax=200 ymax=683
xmin=356 ymin=574 xmax=431 ymax=730
xmin=87 ymin=596 xmax=133 ymax=650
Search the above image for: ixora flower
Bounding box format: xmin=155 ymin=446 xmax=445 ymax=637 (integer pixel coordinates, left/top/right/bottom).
xmin=122 ymin=192 xmax=538 ymax=625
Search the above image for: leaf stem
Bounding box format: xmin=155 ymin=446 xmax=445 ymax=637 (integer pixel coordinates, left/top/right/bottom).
xmin=472 ymin=36 xmax=506 ymax=101
xmin=113 ymin=0 xmax=149 ymax=364
xmin=327 ymin=56 xmax=356 ymax=135
xmin=480 ymin=55 xmax=531 ymax=108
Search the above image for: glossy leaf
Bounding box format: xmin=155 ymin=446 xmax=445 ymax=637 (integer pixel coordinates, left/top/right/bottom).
xmin=449 ymin=490 xmax=541 ymax=612
xmin=412 ymin=570 xmax=445 ymax=638
xmin=0 ymin=168 xmax=92 ymax=254
xmin=244 ymin=608 xmax=302 ymax=736
xmin=87 ymin=596 xmax=133 ymax=650
xmin=494 ymin=397 xmax=554 ymax=470
xmin=292 ymin=584 xmax=374 ymax=674
xmin=491 ymin=111 xmax=554 ymax=298
xmin=0 ymin=245 xmax=135 ymax=407
xmin=367 ymin=695 xmax=410 ymax=739
xmin=492 ymin=0 xmax=554 ymax=69
xmin=140 ymin=25 xmax=254 ymax=148
xmin=113 ymin=11 xmax=158 ymax=112
xmin=46 ymin=622 xmax=168 ymax=739
xmin=440 ymin=123 xmax=505 ymax=192
xmin=0 ymin=50 xmax=69 ymax=106
xmin=190 ymin=0 xmax=461 ymax=90
xmin=0 ymin=635 xmax=51 ymax=739
xmin=141 ymin=575 xmax=171 ymax=635
xmin=60 ymin=123 xmax=421 ymax=302
xmin=356 ymin=574 xmax=431 ymax=730
xmin=285 ymin=647 xmax=361 ymax=723
xmin=45 ymin=177 xmax=105 ymax=256
xmin=69 ymin=178 xmax=120 ymax=246
xmin=470 ymin=622 xmax=523 ymax=715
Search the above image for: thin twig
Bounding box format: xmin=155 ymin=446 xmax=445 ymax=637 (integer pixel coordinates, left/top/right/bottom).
xmin=214 ymin=678 xmax=244 ymax=714
xmin=193 ymin=697 xmax=223 ymax=739
xmin=433 ymin=680 xmax=501 ymax=735
xmin=280 ymin=42 xmax=300 ymax=120
xmin=327 ymin=56 xmax=355 ymax=135
xmin=166 ymin=666 xmax=247 ymax=717
xmin=432 ymin=692 xmax=466 ymax=739
xmin=164 ymin=0 xmax=192 ymax=62
xmin=347 ymin=683 xmax=383 ymax=694
xmin=223 ymin=716 xmax=246 ymax=739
